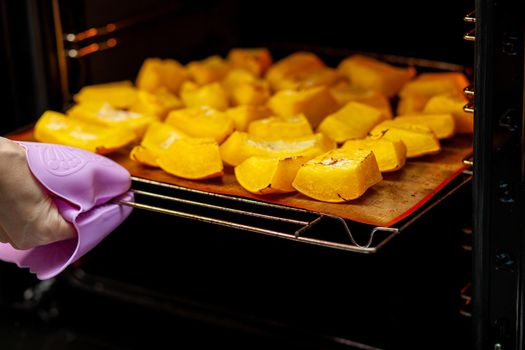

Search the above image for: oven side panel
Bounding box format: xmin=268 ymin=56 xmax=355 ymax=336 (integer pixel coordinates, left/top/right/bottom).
xmin=473 ymin=0 xmax=525 ymax=349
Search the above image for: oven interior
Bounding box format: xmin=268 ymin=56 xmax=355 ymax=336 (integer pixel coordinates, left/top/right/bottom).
xmin=0 ymin=1 xmax=477 ymax=349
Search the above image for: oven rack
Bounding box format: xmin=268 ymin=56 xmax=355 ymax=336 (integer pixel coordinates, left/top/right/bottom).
xmin=116 ymin=169 xmax=472 ymax=254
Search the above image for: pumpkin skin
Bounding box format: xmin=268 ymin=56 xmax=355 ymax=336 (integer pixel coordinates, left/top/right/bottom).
xmin=337 ymin=55 xmax=416 ymax=98
xmin=165 ymin=106 xmax=234 ymax=144
xmin=342 ymin=137 xmax=407 ymax=173
xmin=248 ymin=114 xmax=313 ymax=140
xmin=370 ymin=123 xmax=441 ymax=158
xmin=292 ymin=148 xmax=382 ymax=203
xmin=235 ymin=156 xmax=305 ymax=194
xmin=423 ymin=94 xmax=473 ymax=134
xmin=34 ymin=111 xmax=135 ymax=154
xmin=219 ymin=131 xmax=336 ymax=167
xmin=317 ymin=101 xmax=384 ymax=143
xmin=158 ymin=138 xmax=223 ymax=180
xmin=267 ymin=86 xmax=339 ymax=128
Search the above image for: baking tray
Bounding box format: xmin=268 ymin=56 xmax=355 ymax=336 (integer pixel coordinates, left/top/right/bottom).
xmin=7 ymin=52 xmax=474 ymax=253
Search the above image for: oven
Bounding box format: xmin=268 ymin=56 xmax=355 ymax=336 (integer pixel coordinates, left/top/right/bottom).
xmin=0 ymin=1 xmax=523 ymax=349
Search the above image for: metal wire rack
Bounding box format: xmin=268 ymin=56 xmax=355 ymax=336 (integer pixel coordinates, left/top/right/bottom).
xmin=115 ymin=167 xmax=472 ymax=254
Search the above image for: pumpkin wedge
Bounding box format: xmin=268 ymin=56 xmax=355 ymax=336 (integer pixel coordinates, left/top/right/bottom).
xmin=267 ymin=86 xmax=339 ymax=128
xmin=292 ymin=148 xmax=382 ymax=202
xmin=34 ymin=111 xmax=135 ymax=154
xmin=423 ymin=94 xmax=474 ymax=134
xmin=399 ymin=72 xmax=470 ymax=98
xmin=180 ymin=81 xmax=229 ymax=111
xmin=136 ymin=58 xmax=188 ymax=94
xmin=247 ymin=114 xmax=313 ymax=140
xmin=266 ymin=52 xmax=326 ymax=91
xmin=165 ymin=106 xmax=234 ymax=143
xmin=227 ymin=48 xmax=273 ymax=77
xmin=235 ymin=156 xmax=305 ymax=194
xmin=330 ymin=82 xmax=393 ymax=119
xmin=225 ymin=105 xmax=273 ymax=131
xmin=342 ymin=137 xmax=407 ymax=172
xmin=317 ymin=101 xmax=384 ymax=143
xmin=67 ymin=102 xmax=156 ymax=138
xmin=74 ymin=81 xmax=137 ymax=109
xmin=220 ymin=132 xmax=335 ymax=166
xmin=130 ymin=88 xmax=183 ymax=119
xmin=221 ymin=69 xmax=270 ymax=106
xmin=392 ymin=114 xmax=455 ymax=139
xmin=370 ymin=123 xmax=441 ymax=158
xmin=396 ymin=94 xmax=430 ymax=115
xmin=130 ymin=122 xmax=188 ymax=167
xmin=187 ymin=55 xmax=230 ymax=85
xmin=158 ymin=138 xmax=223 ymax=180
xmin=337 ymin=55 xmax=415 ymax=97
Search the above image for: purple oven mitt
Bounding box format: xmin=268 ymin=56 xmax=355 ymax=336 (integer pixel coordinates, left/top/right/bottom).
xmin=0 ymin=142 xmax=133 ymax=280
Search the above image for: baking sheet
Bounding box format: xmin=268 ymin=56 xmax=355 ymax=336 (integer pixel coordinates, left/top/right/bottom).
xmin=10 ymin=130 xmax=472 ymax=227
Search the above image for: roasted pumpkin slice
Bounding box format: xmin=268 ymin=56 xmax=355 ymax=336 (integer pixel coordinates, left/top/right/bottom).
xmin=220 ymin=132 xmax=335 ymax=166
xmin=187 ymin=55 xmax=230 ymax=85
xmin=221 ymin=69 xmax=270 ymax=106
xmin=165 ymin=106 xmax=234 ymax=143
xmin=129 ymin=146 xmax=159 ymax=167
xmin=34 ymin=111 xmax=135 ymax=154
xmin=342 ymin=138 xmax=407 ymax=172
xmin=136 ymin=58 xmax=188 ymax=94
xmin=317 ymin=101 xmax=384 ymax=143
xmin=235 ymin=156 xmax=305 ymax=194
xmin=370 ymin=123 xmax=441 ymax=158
xmin=158 ymin=138 xmax=223 ymax=180
xmin=247 ymin=114 xmax=313 ymax=140
xmin=266 ymin=52 xmax=326 ymax=91
xmin=292 ymin=148 xmax=382 ymax=202
xmin=74 ymin=81 xmax=138 ymax=109
xmin=267 ymin=86 xmax=339 ymax=128
xmin=130 ymin=122 xmax=188 ymax=167
xmin=180 ymin=81 xmax=229 ymax=111
xmin=227 ymin=48 xmax=273 ymax=77
xmin=393 ymin=114 xmax=455 ymax=139
xmin=329 ymin=82 xmax=393 ymax=119
xmin=130 ymin=88 xmax=183 ymax=119
xmin=337 ymin=55 xmax=415 ymax=97
xmin=225 ymin=105 xmax=273 ymax=131
xmin=423 ymin=94 xmax=473 ymax=134
xmin=396 ymin=94 xmax=430 ymax=115
xmin=399 ymin=72 xmax=470 ymax=98
xmin=281 ymin=67 xmax=339 ymax=91
xmin=231 ymin=81 xmax=271 ymax=106
xmin=67 ymin=102 xmax=156 ymax=138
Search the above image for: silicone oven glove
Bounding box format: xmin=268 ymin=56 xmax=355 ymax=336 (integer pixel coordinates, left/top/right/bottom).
xmin=0 ymin=142 xmax=133 ymax=280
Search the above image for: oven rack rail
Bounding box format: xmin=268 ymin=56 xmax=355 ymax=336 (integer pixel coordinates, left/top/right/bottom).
xmin=116 ymin=170 xmax=472 ymax=254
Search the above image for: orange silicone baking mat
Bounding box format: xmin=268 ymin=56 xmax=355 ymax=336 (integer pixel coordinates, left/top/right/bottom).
xmin=10 ymin=130 xmax=472 ymax=227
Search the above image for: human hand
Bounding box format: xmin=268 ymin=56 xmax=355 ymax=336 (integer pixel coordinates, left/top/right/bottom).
xmin=0 ymin=137 xmax=76 ymax=249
